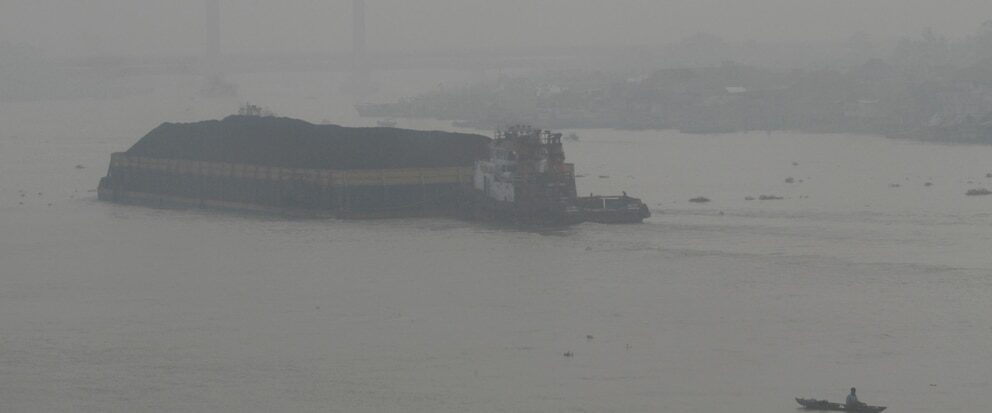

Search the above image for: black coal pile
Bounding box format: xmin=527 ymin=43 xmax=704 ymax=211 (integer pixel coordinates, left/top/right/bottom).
xmin=125 ymin=116 xmax=491 ymax=170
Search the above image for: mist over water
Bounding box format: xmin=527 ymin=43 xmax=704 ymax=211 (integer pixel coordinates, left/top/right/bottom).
xmin=2 ymin=71 xmax=991 ymax=412
xmin=5 ymin=1 xmax=992 ymax=55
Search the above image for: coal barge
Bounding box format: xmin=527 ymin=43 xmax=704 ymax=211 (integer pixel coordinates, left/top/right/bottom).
xmin=98 ymin=115 xmax=649 ymax=225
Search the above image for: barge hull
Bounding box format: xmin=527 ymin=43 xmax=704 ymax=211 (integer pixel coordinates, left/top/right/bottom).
xmin=99 ymin=153 xmax=474 ymax=218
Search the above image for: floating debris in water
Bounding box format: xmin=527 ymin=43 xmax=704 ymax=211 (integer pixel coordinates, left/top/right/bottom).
xmin=745 ymin=196 xmax=756 ymax=201
xmin=889 ymin=183 xmax=901 ymax=188
xmin=598 ymin=175 xmax=610 ymax=179
xmin=785 ymin=177 xmax=795 ymax=184
xmin=586 ymin=335 xmax=594 ymax=341
xmin=966 ymin=188 xmax=992 ymax=196
xmin=689 ymin=197 xmax=710 ymax=203
xmin=924 ymin=182 xmax=933 ymax=187
xmin=563 ymin=351 xmax=574 ymax=358
xmin=758 ymin=195 xmax=784 ymax=201
xmin=75 ymin=165 xmax=85 ymax=169
xmin=792 ymin=161 xmax=799 ymax=166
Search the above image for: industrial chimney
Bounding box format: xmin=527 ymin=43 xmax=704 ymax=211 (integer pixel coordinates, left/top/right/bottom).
xmin=205 ymin=0 xmax=221 ymax=60
xmin=349 ymin=0 xmax=373 ymax=96
xmin=353 ymin=0 xmax=367 ymax=66
xmin=200 ymin=0 xmax=237 ymax=97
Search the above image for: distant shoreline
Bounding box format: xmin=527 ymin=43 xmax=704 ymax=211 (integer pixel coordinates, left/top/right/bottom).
xmin=363 ymin=114 xmax=992 ymax=145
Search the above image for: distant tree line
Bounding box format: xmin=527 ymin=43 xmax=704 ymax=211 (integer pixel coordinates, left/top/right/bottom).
xmin=359 ymin=25 xmax=992 ymax=144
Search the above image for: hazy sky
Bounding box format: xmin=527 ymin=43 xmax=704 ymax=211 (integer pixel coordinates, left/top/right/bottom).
xmin=3 ymin=0 xmax=992 ymax=57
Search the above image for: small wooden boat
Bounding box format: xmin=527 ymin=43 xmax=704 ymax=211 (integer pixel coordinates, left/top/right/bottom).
xmin=796 ymin=398 xmax=886 ymax=412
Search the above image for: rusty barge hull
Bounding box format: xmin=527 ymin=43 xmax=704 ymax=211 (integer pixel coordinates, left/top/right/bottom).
xmin=98 ymin=154 xmax=475 ymax=218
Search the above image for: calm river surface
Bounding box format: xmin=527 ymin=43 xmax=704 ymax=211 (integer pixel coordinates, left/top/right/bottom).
xmin=2 ymin=73 xmax=991 ymax=412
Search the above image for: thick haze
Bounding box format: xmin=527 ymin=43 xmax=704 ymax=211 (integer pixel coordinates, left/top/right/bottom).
xmin=3 ymin=0 xmax=992 ymax=56
xmin=6 ymin=1 xmax=992 ymax=413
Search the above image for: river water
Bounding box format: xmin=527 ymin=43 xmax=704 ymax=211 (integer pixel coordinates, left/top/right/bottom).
xmin=2 ymin=72 xmax=991 ymax=412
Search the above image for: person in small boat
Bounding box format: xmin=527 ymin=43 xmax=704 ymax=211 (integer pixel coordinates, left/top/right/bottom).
xmin=846 ymin=387 xmax=864 ymax=407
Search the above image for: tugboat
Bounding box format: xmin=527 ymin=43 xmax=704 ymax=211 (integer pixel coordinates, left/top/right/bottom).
xmin=470 ymin=126 xmax=650 ymax=226
xmin=471 ymin=126 xmax=584 ymax=226
xmin=577 ymin=193 xmax=651 ymax=224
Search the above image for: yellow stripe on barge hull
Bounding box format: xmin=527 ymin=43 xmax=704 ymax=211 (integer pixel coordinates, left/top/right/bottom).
xmin=100 ymin=153 xmax=474 ymax=218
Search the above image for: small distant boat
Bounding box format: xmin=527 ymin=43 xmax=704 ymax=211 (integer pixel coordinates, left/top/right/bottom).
xmin=796 ymin=398 xmax=886 ymax=412
xmin=376 ymin=119 xmax=398 ymax=127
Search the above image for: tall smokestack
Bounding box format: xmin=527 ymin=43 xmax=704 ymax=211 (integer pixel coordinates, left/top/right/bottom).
xmin=205 ymin=0 xmax=221 ymax=60
xmin=201 ymin=0 xmax=236 ymax=97
xmin=353 ymin=0 xmax=366 ymax=61
xmin=348 ymin=0 xmax=373 ymax=97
